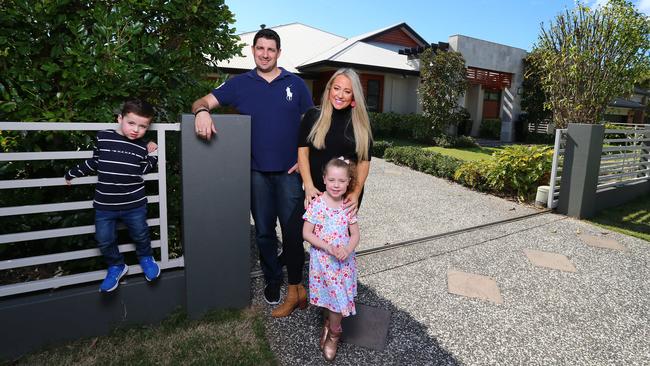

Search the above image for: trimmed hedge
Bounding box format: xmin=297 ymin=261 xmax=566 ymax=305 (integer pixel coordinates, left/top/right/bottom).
xmin=372 ymin=140 xmax=393 ymax=158
xmin=383 ymin=146 xmax=463 ymax=180
xmin=383 ymin=144 xmax=553 ymax=202
xmin=369 ymin=112 xmax=436 ymax=143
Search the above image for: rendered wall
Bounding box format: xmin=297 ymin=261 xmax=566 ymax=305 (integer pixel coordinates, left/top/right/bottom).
xmin=449 ymin=35 xmax=528 ymax=141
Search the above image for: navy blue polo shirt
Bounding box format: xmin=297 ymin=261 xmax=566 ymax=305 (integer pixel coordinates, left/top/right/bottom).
xmin=212 ymin=67 xmax=313 ymax=172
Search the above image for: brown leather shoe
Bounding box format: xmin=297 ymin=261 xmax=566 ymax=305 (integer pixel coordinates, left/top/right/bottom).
xmin=322 ymin=326 xmax=342 ymax=361
xmin=297 ymin=284 xmax=308 ymax=309
xmin=271 ymin=284 xmax=308 ymax=318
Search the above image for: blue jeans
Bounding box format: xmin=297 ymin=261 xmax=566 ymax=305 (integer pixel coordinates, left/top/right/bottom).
xmin=250 ymin=170 xmax=303 ymax=285
xmin=95 ymin=205 xmax=153 ymax=267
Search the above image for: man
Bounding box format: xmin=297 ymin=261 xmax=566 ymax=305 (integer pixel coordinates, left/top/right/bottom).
xmin=191 ymin=28 xmax=313 ymax=305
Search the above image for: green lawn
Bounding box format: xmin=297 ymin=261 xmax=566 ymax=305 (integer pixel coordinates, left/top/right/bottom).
xmin=588 ymin=193 xmax=650 ymax=242
xmin=8 ymin=307 xmax=277 ymax=365
xmin=423 ymin=146 xmax=502 ymax=161
xmin=383 ymin=138 xmax=501 ymax=161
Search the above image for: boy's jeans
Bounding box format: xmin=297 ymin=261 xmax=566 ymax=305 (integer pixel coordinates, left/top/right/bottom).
xmin=250 ymin=170 xmax=303 ymax=286
xmin=95 ymin=205 xmax=153 ymax=267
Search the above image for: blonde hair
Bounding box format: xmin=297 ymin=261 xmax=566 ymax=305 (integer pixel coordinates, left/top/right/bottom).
xmin=307 ymin=68 xmax=373 ymax=161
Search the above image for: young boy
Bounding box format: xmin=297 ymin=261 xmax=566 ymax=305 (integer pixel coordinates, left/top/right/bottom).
xmin=65 ymin=98 xmax=161 ymax=292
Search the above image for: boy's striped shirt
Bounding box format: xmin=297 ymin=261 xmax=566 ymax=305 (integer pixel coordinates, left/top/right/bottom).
xmin=65 ymin=130 xmax=158 ymax=210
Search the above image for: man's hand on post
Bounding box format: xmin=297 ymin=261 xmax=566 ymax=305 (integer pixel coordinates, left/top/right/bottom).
xmin=194 ymin=110 xmax=217 ymax=140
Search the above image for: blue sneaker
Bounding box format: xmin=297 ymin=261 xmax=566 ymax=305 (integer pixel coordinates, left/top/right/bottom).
xmin=139 ymin=256 xmax=160 ymax=281
xmin=99 ymin=264 xmax=128 ymax=292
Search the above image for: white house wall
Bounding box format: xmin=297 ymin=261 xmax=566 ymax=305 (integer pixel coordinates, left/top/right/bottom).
xmin=383 ymin=74 xmax=420 ymax=114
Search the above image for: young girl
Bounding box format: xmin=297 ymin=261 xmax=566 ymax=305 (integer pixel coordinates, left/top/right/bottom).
xmin=302 ymin=158 xmax=360 ymax=361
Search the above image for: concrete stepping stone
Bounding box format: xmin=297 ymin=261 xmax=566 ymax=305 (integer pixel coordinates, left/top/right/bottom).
xmin=341 ymin=303 xmax=391 ymax=351
xmin=447 ymin=270 xmax=503 ymax=304
xmin=524 ymin=249 xmax=577 ymax=272
xmin=578 ymin=233 xmax=625 ymax=251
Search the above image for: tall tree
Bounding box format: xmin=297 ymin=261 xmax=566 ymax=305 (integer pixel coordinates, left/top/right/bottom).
xmin=0 ymin=0 xmax=242 ymax=122
xmin=532 ymin=0 xmax=650 ymax=128
xmin=418 ymin=48 xmax=468 ymax=135
xmin=521 ymin=51 xmax=552 ymax=126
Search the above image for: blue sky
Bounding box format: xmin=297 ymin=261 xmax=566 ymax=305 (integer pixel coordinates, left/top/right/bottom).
xmin=224 ymin=0 xmax=650 ymax=51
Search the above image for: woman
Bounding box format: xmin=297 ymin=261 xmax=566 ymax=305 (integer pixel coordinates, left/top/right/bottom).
xmin=271 ymin=68 xmax=372 ymax=319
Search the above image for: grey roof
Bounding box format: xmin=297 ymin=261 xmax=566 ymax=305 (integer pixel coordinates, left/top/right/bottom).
xmin=609 ymin=98 xmax=646 ymax=109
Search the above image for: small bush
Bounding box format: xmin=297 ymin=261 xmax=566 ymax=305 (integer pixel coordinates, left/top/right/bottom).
xmin=384 ymin=146 xmax=463 ymax=179
xmin=453 ymin=160 xmax=491 ymax=191
xmin=433 ymin=134 xmax=478 ymax=148
xmin=372 ymin=140 xmax=393 ymax=158
xmin=455 ymin=135 xmax=478 ymax=148
xmin=484 ymin=145 xmax=553 ymax=201
xmin=479 ymin=118 xmax=501 ymax=139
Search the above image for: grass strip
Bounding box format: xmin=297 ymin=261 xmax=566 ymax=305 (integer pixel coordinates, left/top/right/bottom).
xmin=587 ymin=193 xmax=650 ymax=242
xmin=7 ymin=306 xmax=277 ymax=366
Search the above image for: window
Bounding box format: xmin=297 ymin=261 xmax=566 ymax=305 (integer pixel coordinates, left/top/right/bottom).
xmin=484 ymin=90 xmax=501 ymax=101
xmin=366 ymin=79 xmax=380 ymax=112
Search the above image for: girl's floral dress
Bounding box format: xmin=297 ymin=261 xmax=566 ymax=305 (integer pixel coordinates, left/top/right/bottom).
xmin=303 ymin=196 xmax=358 ymax=316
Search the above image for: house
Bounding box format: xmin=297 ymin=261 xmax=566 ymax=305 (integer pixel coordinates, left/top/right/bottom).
xmin=604 ymin=86 xmax=649 ymax=124
xmin=213 ymin=22 xmax=528 ymax=141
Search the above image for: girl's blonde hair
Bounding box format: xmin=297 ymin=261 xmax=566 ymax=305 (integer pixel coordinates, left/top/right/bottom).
xmin=307 ymin=68 xmax=373 ymax=161
xmin=323 ymin=158 xmax=356 ymax=195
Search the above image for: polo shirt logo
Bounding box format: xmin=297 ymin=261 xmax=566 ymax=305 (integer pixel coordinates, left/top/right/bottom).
xmin=285 ymin=86 xmax=293 ymax=101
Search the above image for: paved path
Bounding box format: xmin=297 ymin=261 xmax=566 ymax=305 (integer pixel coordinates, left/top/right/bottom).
xmin=253 ymin=159 xmax=649 ymax=365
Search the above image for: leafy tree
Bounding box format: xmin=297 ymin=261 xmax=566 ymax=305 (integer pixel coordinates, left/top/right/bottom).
xmin=521 ymin=51 xmax=551 ymax=126
xmin=0 ymin=1 xmax=241 ymax=280
xmin=418 ymin=48 xmax=468 ymax=135
xmin=0 ymin=0 xmax=242 ymax=122
xmin=532 ymin=0 xmax=650 ymax=128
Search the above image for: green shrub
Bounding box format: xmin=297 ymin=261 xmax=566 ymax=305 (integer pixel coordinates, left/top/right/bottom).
xmin=451 ymin=107 xmax=472 ymax=136
xmin=479 ymin=118 xmax=501 ymax=139
xmin=433 ymin=134 xmax=478 ymax=148
xmin=369 ymin=112 xmax=436 ymax=143
xmin=524 ymin=132 xmax=555 ymax=145
xmin=384 ymin=146 xmax=463 ymax=179
xmin=372 ymin=140 xmax=393 ymax=158
xmin=369 ymin=112 xmax=401 ymax=139
xmin=453 ymin=160 xmax=491 ymax=191
xmin=484 ymin=145 xmax=553 ymax=201
xmin=455 ymin=135 xmax=479 ymax=148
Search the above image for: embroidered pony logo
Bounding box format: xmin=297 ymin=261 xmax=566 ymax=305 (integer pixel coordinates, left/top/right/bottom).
xmin=285 ymin=86 xmax=293 ymax=101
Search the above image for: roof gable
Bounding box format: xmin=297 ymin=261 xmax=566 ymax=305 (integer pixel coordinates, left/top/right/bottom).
xmin=363 ymin=24 xmax=427 ymax=48
xmin=215 ymin=22 xmax=428 ymax=75
xmin=215 ymin=23 xmax=345 ymax=74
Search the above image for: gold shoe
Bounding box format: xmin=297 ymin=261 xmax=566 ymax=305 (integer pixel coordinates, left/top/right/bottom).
xmin=322 ymin=326 xmax=342 ymax=362
xmin=319 ymin=318 xmax=330 ymax=350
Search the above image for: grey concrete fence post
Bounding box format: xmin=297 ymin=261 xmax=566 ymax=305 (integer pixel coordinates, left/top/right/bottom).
xmin=181 ymin=114 xmax=251 ymax=318
xmin=557 ymin=123 xmax=604 ymax=218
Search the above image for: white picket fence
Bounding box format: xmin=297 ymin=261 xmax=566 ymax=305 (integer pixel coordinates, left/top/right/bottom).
xmin=0 ymin=122 xmax=183 ymax=297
